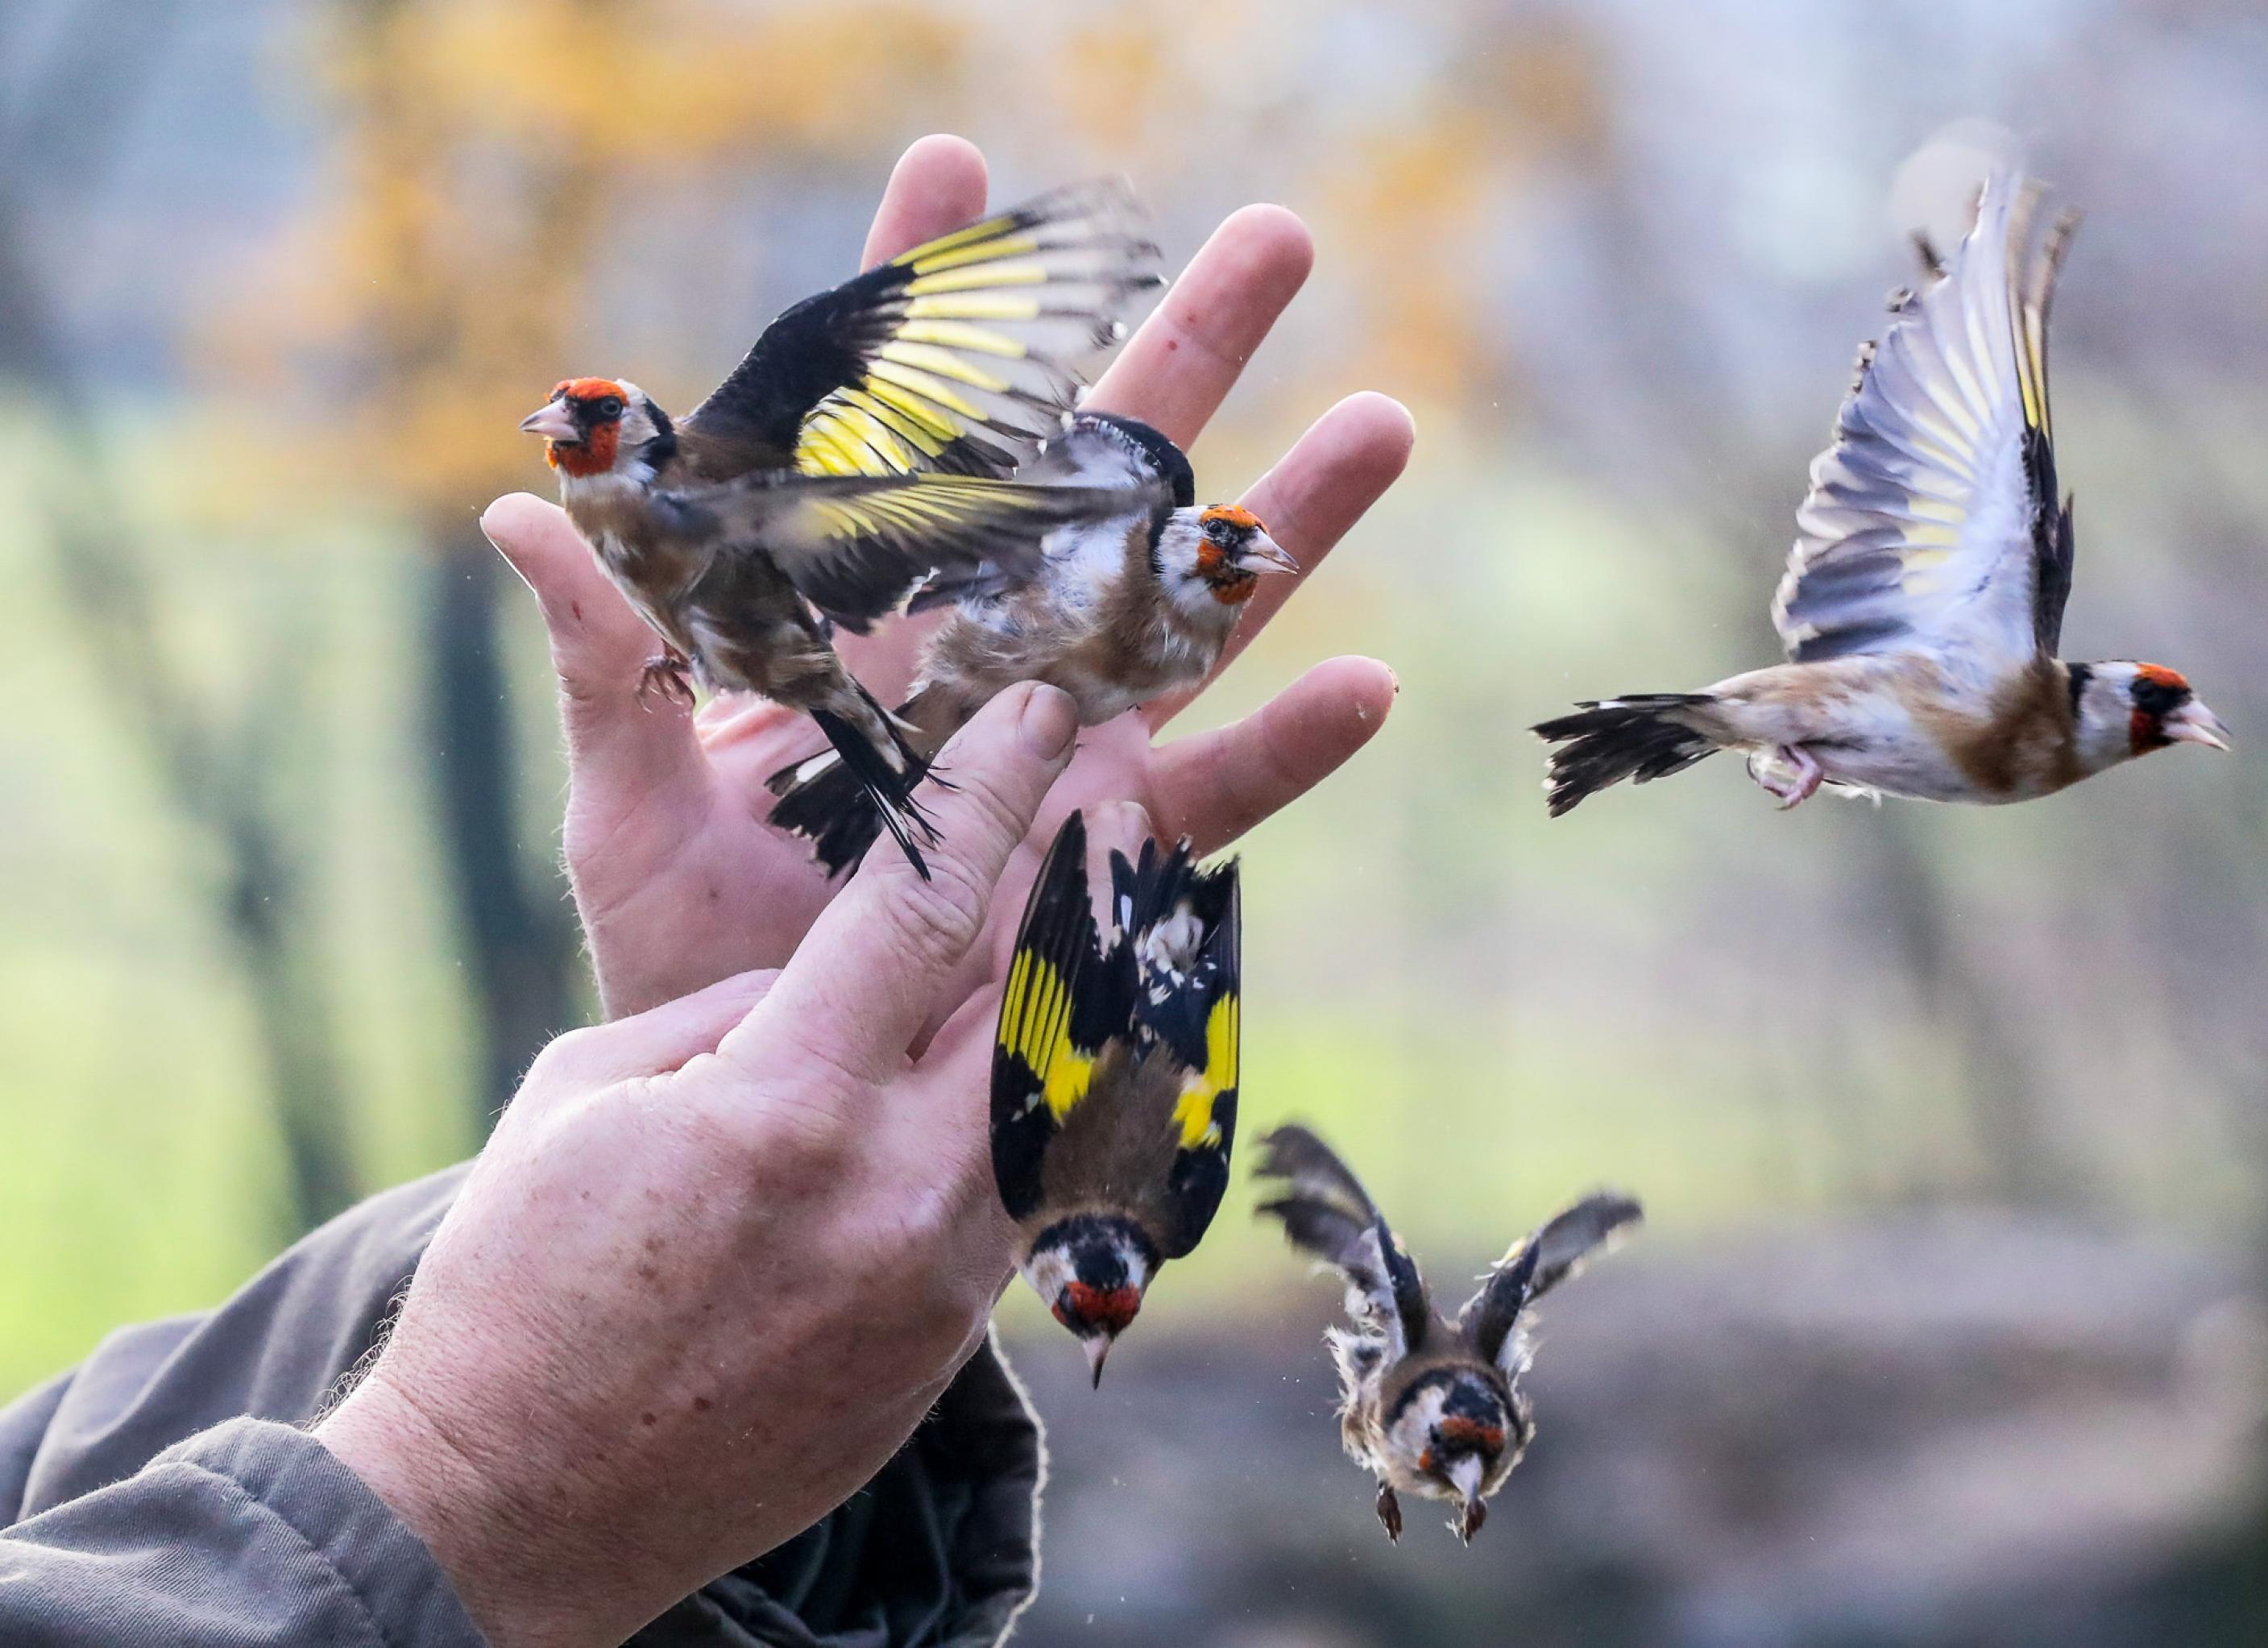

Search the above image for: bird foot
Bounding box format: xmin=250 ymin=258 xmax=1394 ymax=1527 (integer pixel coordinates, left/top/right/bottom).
xmin=1751 ymin=745 xmax=1823 ymax=809
xmin=637 ymin=651 xmax=696 ymax=711
xmin=1456 ymin=1497 xmax=1487 ymax=1545
xmin=1374 ymin=1482 xmax=1402 ymax=1543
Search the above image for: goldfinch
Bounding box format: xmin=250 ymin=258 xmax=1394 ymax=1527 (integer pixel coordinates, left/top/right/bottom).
xmin=992 ymin=809 xmax=1241 ymax=1386
xmin=1254 ymin=1125 xmax=1640 ymax=1544
xmin=1535 ymin=171 xmax=2228 ymax=816
xmin=520 ymin=181 xmax=1162 ymax=873
xmin=767 ymin=412 xmax=1295 ymax=874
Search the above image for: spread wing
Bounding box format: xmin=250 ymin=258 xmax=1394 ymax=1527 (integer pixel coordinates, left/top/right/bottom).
xmin=682 ymin=179 xmax=1161 ymax=481
xmin=1773 ymin=172 xmax=2081 ymax=671
xmin=1461 ymin=1192 xmax=1642 ymax=1377
xmin=654 ymin=471 xmax=1127 ymax=630
xmin=1108 ymin=836 xmax=1241 ymax=1258
xmin=1254 ymin=1125 xmax=1430 ymax=1364
xmin=904 ymin=410 xmax=1184 ymax=613
xmin=992 ymin=812 xmax=1125 ymax=1223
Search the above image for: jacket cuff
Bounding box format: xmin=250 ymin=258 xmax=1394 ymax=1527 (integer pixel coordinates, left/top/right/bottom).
xmin=162 ymin=1418 xmax=487 ymax=1648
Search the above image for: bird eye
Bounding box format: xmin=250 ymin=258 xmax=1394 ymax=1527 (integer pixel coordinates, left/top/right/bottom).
xmin=595 ymin=395 xmax=624 ymax=419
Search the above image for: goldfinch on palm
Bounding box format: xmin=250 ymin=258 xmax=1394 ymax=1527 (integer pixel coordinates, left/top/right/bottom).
xmin=766 ymin=411 xmax=1295 ymax=876
xmin=1536 ymin=170 xmax=2227 ymax=816
xmin=993 ymin=808 xmax=1241 ymax=1386
xmin=520 ymin=180 xmax=1162 ymax=873
xmin=1254 ymin=1125 xmax=1640 ymax=1545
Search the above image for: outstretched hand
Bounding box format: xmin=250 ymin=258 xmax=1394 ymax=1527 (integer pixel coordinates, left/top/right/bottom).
xmin=483 ymin=134 xmax=1410 ymax=1018
xmin=321 ymin=687 xmax=1159 ymax=1648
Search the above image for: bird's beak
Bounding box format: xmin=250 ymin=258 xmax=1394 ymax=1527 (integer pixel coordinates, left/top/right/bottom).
xmin=1447 ymin=1455 xmax=1486 ymax=1544
xmin=1238 ymin=533 xmax=1300 ymax=575
xmin=1083 ymin=1333 xmax=1114 ymax=1389
xmin=519 ymin=401 xmax=580 ymax=442
xmin=2163 ymin=699 xmax=2232 ymax=753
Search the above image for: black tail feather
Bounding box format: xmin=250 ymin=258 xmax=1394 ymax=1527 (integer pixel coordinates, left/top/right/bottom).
xmin=1531 ymin=695 xmax=1719 ymax=816
xmin=773 ymin=687 xmax=935 ymax=878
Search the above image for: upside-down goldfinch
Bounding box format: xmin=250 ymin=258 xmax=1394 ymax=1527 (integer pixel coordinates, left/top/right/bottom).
xmin=992 ymin=809 xmax=1241 ymax=1385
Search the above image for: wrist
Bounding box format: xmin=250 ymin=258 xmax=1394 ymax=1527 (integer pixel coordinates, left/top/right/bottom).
xmin=317 ymin=1371 xmax=619 ymax=1648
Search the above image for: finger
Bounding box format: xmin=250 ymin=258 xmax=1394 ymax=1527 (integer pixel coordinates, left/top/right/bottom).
xmin=1143 ymin=392 xmax=1414 ymax=729
xmin=1153 ymin=656 xmax=1398 ymax=855
xmin=726 ymin=683 xmax=1080 ymax=1085
xmin=482 ymin=492 xmax=705 ymax=795
xmin=860 ymin=134 xmax=988 ymax=271
xmin=539 ymin=969 xmax=780 ymax=1089
xmin=1087 ymin=203 xmax=1312 ymax=448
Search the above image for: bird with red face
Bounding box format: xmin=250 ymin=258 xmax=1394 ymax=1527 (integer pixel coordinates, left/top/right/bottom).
xmin=520 ymin=181 xmax=1161 ymax=874
xmin=1536 ymin=171 xmax=2229 ymax=816
xmin=766 ymin=411 xmax=1296 ymax=876
xmin=991 ymin=809 xmax=1242 ymax=1387
xmin=1254 ymin=1125 xmax=1640 ymax=1545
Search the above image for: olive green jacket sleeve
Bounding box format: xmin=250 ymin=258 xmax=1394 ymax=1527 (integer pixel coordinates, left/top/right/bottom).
xmin=0 ymin=1164 xmax=1044 ymax=1648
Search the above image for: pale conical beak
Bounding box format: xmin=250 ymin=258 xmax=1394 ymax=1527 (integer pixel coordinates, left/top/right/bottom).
xmin=1082 ymin=1333 xmax=1114 ymax=1389
xmin=1447 ymin=1455 xmax=1486 ymax=1543
xmin=2164 ymin=699 xmax=2232 ymax=752
xmin=519 ymin=401 xmax=580 ymax=442
xmin=1239 ymin=533 xmax=1300 ymax=575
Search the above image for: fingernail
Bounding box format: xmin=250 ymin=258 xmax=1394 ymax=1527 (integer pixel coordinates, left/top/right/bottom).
xmin=1020 ymin=684 xmax=1078 ymax=759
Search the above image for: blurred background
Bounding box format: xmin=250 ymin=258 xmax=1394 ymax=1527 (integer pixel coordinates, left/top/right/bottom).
xmin=2 ymin=0 xmax=2265 ymax=1642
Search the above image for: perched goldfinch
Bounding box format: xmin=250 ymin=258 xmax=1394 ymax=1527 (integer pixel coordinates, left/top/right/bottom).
xmin=992 ymin=809 xmax=1241 ymax=1386
xmin=520 ymin=181 xmax=1162 ymax=873
xmin=1536 ymin=171 xmax=2228 ymax=816
xmin=766 ymin=412 xmax=1295 ymax=875
xmin=1254 ymin=1126 xmax=1640 ymax=1544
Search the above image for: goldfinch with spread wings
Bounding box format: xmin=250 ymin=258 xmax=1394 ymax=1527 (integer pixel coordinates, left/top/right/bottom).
xmin=766 ymin=412 xmax=1295 ymax=875
xmin=1536 ymin=171 xmax=2228 ymax=816
xmin=1255 ymin=1126 xmax=1640 ymax=1545
xmin=520 ymin=181 xmax=1162 ymax=873
xmin=992 ymin=809 xmax=1241 ymax=1386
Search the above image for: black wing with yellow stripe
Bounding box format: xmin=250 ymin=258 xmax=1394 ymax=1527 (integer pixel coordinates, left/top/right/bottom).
xmin=1108 ymin=836 xmax=1242 ymax=1259
xmin=684 ymin=179 xmax=1161 ymax=482
xmin=992 ymin=811 xmax=1128 ymax=1223
xmin=659 ymin=471 xmax=1127 ymax=630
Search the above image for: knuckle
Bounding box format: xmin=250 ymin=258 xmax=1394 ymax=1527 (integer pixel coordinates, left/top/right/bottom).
xmin=874 ymin=853 xmax=990 ymax=968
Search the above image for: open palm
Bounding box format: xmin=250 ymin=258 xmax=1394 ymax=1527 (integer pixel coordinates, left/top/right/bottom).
xmin=482 ymin=135 xmax=1411 ymax=1019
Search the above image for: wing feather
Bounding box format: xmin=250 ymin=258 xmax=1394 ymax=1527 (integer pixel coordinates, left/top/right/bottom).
xmin=682 ymin=179 xmax=1161 ymax=482
xmin=1461 ymin=1191 xmax=1643 ymax=1378
xmin=1254 ymin=1126 xmax=1429 ymax=1363
xmin=1773 ymin=172 xmax=2081 ymax=670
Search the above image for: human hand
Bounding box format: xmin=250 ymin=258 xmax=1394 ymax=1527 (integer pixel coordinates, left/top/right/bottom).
xmin=483 ymin=133 xmax=1410 ymax=1018
xmin=317 ymin=684 xmax=1120 ymax=1648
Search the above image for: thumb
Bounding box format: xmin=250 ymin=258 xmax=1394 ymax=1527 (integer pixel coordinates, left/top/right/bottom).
xmin=724 ymin=683 xmax=1079 ymax=1086
xmin=481 ymin=492 xmax=703 ymax=795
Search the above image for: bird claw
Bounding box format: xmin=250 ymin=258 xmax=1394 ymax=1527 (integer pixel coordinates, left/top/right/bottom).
xmin=1374 ymin=1482 xmax=1402 ymax=1543
xmin=1751 ymin=744 xmax=1823 ymax=809
xmin=637 ymin=652 xmax=696 ymax=711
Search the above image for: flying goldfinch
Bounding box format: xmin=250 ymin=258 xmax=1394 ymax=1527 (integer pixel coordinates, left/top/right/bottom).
xmin=1536 ymin=171 xmax=2228 ymax=816
xmin=766 ymin=411 xmax=1295 ymax=875
xmin=992 ymin=809 xmax=1242 ymax=1386
xmin=519 ymin=181 xmax=1162 ymax=874
xmin=1254 ymin=1125 xmax=1640 ymax=1544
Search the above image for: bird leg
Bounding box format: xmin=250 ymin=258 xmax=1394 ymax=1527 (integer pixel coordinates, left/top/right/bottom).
xmin=637 ymin=648 xmax=696 ymax=711
xmin=1749 ymin=744 xmax=1823 ymax=809
xmin=1374 ymin=1481 xmax=1403 ymax=1543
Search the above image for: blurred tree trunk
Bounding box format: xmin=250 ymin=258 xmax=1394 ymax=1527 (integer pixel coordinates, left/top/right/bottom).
xmin=0 ymin=0 xmax=359 ymax=1236
xmin=422 ymin=527 xmax=577 ymax=1115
